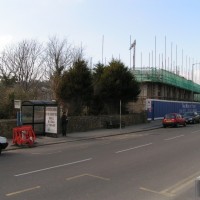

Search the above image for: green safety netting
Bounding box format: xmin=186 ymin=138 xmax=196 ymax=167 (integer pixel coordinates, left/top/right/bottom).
xmin=134 ymin=68 xmax=200 ymax=94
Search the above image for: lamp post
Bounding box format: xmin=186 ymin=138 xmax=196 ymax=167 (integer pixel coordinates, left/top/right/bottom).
xmin=192 ymin=63 xmax=200 ymax=101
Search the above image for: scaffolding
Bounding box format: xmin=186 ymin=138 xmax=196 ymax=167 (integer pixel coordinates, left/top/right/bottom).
xmin=134 ymin=67 xmax=200 ymax=94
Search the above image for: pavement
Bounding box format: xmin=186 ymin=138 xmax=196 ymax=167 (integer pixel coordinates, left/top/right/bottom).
xmin=5 ymin=120 xmax=162 ymax=151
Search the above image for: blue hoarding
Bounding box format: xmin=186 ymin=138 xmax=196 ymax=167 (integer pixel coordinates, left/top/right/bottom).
xmin=146 ymin=99 xmax=200 ymax=120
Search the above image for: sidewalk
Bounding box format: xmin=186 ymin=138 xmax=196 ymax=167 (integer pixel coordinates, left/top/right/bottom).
xmin=6 ymin=120 xmax=162 ymax=151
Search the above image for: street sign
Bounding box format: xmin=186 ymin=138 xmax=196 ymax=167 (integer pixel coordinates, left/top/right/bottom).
xmin=14 ymin=100 xmax=21 ymax=109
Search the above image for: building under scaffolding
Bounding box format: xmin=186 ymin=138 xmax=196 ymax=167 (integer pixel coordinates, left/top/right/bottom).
xmin=128 ymin=67 xmax=200 ymax=113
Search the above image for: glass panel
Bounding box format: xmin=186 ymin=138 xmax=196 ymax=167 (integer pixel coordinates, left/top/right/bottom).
xmin=22 ymin=106 xmax=33 ymax=123
xmin=34 ymin=124 xmax=44 ymax=134
xmin=34 ymin=106 xmax=45 ymax=123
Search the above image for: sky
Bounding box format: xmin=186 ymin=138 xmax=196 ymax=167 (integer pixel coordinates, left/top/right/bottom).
xmin=0 ymin=0 xmax=200 ymax=76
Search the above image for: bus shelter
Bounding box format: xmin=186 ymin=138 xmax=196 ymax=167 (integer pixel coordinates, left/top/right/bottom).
xmin=21 ymin=100 xmax=59 ymax=136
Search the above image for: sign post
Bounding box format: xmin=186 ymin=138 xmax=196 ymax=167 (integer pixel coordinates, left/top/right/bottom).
xmin=14 ymin=100 xmax=22 ymax=126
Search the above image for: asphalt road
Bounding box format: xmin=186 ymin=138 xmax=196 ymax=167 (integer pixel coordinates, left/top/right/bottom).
xmin=1 ymin=124 xmax=200 ymax=200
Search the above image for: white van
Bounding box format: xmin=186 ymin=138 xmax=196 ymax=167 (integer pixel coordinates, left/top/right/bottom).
xmin=0 ymin=136 xmax=8 ymax=155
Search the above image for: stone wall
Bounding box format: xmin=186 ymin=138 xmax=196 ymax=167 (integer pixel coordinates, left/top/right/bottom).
xmin=0 ymin=112 xmax=147 ymax=138
xmin=0 ymin=119 xmax=16 ymax=138
xmin=67 ymin=112 xmax=147 ymax=133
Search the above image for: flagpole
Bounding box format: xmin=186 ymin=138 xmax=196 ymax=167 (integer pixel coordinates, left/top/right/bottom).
xmin=102 ymin=35 xmax=104 ymax=64
xmin=130 ymin=35 xmax=132 ymax=68
xmin=155 ymin=36 xmax=156 ymax=68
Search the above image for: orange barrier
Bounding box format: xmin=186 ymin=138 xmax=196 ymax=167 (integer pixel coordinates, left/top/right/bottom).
xmin=13 ymin=125 xmax=36 ymax=147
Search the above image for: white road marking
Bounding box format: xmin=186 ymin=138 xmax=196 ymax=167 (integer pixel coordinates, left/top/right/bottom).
xmin=32 ymin=151 xmax=62 ymax=155
xmin=164 ymin=135 xmax=184 ymax=141
xmin=14 ymin=158 xmax=92 ymax=177
xmin=115 ymin=143 xmax=153 ymax=154
xmin=191 ymin=130 xmax=200 ymax=134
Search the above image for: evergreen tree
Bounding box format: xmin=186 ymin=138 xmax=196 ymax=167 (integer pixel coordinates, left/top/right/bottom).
xmin=57 ymin=58 xmax=93 ymax=115
xmin=95 ymin=59 xmax=140 ymax=114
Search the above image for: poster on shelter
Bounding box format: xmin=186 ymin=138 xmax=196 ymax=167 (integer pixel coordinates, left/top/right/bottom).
xmin=45 ymin=107 xmax=57 ymax=134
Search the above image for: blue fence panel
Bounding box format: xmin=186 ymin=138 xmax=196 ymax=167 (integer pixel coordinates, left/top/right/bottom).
xmin=147 ymin=99 xmax=200 ymax=121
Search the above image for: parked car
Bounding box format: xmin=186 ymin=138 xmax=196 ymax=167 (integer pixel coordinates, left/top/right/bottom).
xmin=162 ymin=113 xmax=186 ymax=128
xmin=197 ymin=111 xmax=200 ymax=119
xmin=183 ymin=112 xmax=200 ymax=124
xmin=0 ymin=136 xmax=8 ymax=155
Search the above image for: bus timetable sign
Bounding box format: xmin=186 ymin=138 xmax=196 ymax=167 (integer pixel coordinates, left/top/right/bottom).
xmin=14 ymin=100 xmax=21 ymax=109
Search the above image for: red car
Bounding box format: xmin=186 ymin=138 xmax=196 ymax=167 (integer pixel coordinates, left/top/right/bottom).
xmin=162 ymin=113 xmax=186 ymax=128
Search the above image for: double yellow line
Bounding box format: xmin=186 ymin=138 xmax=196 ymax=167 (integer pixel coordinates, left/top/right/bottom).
xmin=6 ymin=186 xmax=41 ymax=197
xmin=66 ymin=173 xmax=110 ymax=181
xmin=6 ymin=173 xmax=109 ymax=197
xmin=140 ymin=171 xmax=200 ymax=197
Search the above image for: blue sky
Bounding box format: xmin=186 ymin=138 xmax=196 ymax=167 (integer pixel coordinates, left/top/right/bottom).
xmin=0 ymin=0 xmax=200 ymax=72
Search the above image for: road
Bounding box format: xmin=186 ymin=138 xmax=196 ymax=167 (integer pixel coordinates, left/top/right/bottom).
xmin=1 ymin=124 xmax=200 ymax=200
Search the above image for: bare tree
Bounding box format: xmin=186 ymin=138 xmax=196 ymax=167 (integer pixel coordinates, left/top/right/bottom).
xmin=44 ymin=36 xmax=76 ymax=100
xmin=0 ymin=52 xmax=15 ymax=86
xmin=0 ymin=39 xmax=45 ymax=91
xmin=45 ymin=36 xmax=74 ymax=76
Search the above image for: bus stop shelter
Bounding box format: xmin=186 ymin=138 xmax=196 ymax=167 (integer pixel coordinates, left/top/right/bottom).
xmin=21 ymin=100 xmax=59 ymax=136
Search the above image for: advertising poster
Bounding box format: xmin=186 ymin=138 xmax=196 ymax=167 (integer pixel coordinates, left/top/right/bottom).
xmin=45 ymin=107 xmax=57 ymax=134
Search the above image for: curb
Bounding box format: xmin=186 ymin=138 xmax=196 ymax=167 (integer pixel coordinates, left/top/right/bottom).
xmin=5 ymin=125 xmax=162 ymax=152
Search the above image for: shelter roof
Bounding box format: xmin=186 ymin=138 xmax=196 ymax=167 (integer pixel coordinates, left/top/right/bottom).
xmin=22 ymin=100 xmax=57 ymax=106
